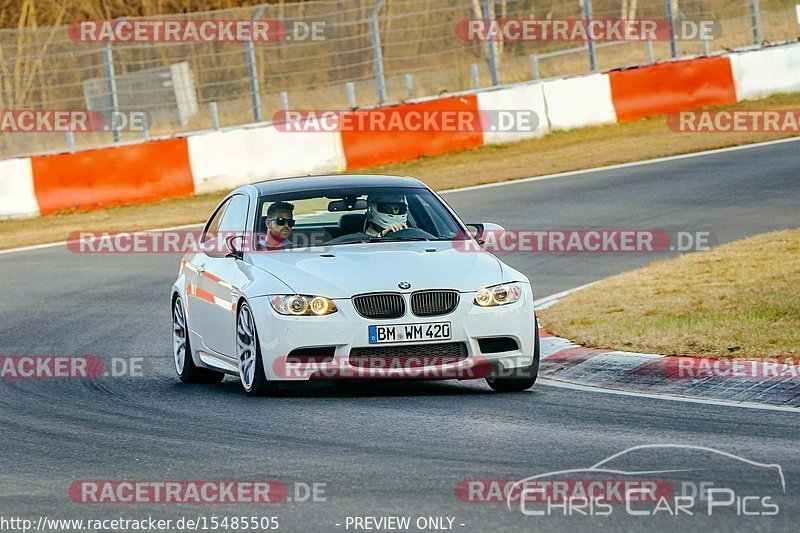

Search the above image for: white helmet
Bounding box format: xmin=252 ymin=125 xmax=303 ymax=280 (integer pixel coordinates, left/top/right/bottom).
xmin=367 ymin=194 xmax=408 ymax=230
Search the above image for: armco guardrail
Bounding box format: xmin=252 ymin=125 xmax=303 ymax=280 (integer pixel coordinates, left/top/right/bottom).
xmin=2 ymin=42 xmax=800 ymax=219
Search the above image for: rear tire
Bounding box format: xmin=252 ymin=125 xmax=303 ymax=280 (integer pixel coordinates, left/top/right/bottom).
xmin=236 ymin=302 xmax=278 ymax=396
xmin=486 ymin=320 xmax=540 ymax=392
xmin=173 ymin=295 xmax=225 ymax=384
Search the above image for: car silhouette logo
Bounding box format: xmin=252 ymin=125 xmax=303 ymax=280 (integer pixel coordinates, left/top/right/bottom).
xmin=398 ymin=281 xmax=411 ymax=289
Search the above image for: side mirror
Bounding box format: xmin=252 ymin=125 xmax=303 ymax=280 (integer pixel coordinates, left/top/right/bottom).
xmin=225 ymin=234 xmax=245 ymax=260
xmin=466 ymin=223 xmax=505 ymax=246
xmin=466 ymin=223 xmax=485 ymax=244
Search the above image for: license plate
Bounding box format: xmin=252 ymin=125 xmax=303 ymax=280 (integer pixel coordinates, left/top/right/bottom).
xmin=368 ymin=322 xmax=451 ymax=344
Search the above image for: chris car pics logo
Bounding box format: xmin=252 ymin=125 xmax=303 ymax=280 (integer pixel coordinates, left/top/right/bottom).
xmin=501 ymin=444 xmax=785 ymax=517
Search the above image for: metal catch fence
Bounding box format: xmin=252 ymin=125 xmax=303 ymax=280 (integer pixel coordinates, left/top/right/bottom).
xmin=0 ymin=0 xmax=797 ymax=158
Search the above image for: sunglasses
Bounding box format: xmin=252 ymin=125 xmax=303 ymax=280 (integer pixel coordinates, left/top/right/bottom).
xmin=269 ymin=217 xmax=296 ymax=227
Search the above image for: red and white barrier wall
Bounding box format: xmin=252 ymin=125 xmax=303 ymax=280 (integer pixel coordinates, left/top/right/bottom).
xmin=609 ymin=55 xmax=737 ymax=122
xmin=187 ymin=125 xmax=346 ymax=194
xmin=30 ymin=137 xmax=194 ymax=215
xmin=729 ymin=42 xmax=800 ymax=101
xmin=2 ymin=43 xmax=800 ymax=219
xmin=477 ymin=84 xmax=550 ymax=143
xmin=542 ymin=73 xmax=617 ymax=130
xmin=0 ymin=158 xmax=39 ymax=218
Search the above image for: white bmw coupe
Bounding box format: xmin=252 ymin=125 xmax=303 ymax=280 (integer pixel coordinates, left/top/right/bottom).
xmin=171 ymin=175 xmax=538 ymax=395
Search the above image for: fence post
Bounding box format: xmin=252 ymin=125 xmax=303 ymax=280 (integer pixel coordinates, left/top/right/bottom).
xmin=529 ymin=54 xmax=539 ymax=80
xmin=280 ymin=91 xmax=289 ymax=111
xmin=346 ymin=82 xmax=357 ymax=108
xmin=209 ymin=102 xmax=220 ymax=130
xmin=665 ymin=0 xmax=678 ymax=58
xmin=405 ymin=74 xmax=414 ymax=99
xmin=582 ymin=0 xmax=597 ymax=71
xmin=66 ymin=130 xmax=75 ymax=151
xmin=646 ymin=39 xmax=655 ymax=63
xmin=369 ymin=0 xmax=388 ymax=105
xmin=480 ymin=0 xmax=500 ymax=85
xmin=750 ymin=0 xmax=762 ymax=46
xmin=470 ymin=63 xmax=480 ymax=89
xmin=102 ymin=41 xmax=120 ymax=143
xmin=246 ymin=5 xmax=267 ymax=122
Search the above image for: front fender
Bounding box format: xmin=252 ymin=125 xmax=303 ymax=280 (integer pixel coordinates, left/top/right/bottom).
xmin=239 ymin=261 xmax=295 ymax=297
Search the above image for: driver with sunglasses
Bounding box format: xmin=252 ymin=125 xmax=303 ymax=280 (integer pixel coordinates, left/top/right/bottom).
xmin=365 ymin=195 xmax=409 ymax=237
xmin=262 ymin=201 xmax=295 ymax=250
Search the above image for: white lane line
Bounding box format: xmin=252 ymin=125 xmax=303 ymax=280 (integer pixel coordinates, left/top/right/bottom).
xmin=0 ymin=222 xmax=204 ymax=256
xmin=3 ymin=135 xmax=800 ymax=257
xmin=533 ymin=282 xmax=596 ymax=309
xmin=441 ymin=135 xmax=800 ymax=194
xmin=540 ymin=378 xmax=800 ymax=413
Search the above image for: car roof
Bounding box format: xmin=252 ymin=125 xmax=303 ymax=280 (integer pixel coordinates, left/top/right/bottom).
xmin=251 ymin=174 xmax=426 ymax=195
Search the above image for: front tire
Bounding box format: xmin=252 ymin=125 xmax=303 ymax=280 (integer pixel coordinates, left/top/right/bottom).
xmin=236 ymin=302 xmax=278 ymax=396
xmin=173 ymin=295 xmax=225 ymax=384
xmin=486 ymin=321 xmax=540 ymax=392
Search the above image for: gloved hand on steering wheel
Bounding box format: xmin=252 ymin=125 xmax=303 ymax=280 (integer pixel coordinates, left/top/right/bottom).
xmin=365 ymin=195 xmax=409 ymax=237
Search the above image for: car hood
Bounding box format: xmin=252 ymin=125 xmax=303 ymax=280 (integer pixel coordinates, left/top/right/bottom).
xmin=247 ymin=241 xmax=505 ymax=298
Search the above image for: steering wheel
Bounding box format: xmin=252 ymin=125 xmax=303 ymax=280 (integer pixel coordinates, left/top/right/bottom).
xmin=386 ymin=227 xmax=437 ymax=239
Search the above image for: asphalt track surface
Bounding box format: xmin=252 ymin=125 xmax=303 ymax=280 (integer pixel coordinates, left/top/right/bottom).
xmin=2 ymin=140 xmax=800 ymax=532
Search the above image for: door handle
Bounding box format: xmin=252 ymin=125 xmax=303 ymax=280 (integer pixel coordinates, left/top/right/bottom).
xmin=197 ymin=263 xmax=206 ymax=275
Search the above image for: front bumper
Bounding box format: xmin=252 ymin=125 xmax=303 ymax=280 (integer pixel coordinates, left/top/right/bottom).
xmin=249 ymin=284 xmax=535 ymax=381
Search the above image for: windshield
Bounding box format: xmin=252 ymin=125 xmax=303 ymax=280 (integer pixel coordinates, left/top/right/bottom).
xmin=253 ymin=186 xmax=466 ymax=250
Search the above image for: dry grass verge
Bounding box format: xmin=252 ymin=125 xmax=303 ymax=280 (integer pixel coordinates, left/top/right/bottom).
xmin=2 ymin=92 xmax=800 ymax=250
xmin=539 ymin=229 xmax=800 ymax=359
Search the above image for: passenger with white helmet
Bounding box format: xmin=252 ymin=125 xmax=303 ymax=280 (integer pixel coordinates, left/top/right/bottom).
xmin=364 ymin=194 xmax=409 ymax=237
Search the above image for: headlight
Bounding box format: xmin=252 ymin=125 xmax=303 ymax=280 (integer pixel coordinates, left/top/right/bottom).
xmin=270 ymin=295 xmax=338 ymax=316
xmin=474 ymin=283 xmax=522 ymax=307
